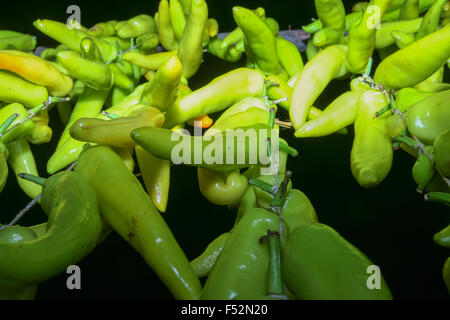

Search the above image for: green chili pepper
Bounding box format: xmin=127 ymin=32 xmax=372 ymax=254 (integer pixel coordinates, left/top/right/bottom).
xmin=313 ymin=27 xmax=344 ymax=47
xmin=88 ymin=20 xmax=118 ymax=37
xmin=425 ymin=192 xmax=450 ymax=206
xmin=412 ymin=146 xmax=435 ymax=192
xmin=0 ymin=70 xmax=48 ymax=108
xmin=434 ymin=129 xmax=450 ymax=178
xmin=47 ymin=87 xmax=110 ymax=174
xmin=281 ymin=189 xmax=318 ymax=233
xmin=6 ymin=138 xmax=42 ymax=199
xmin=232 ymin=6 xmax=282 ymax=76
xmin=140 ymin=56 xmax=182 ymax=110
xmin=163 ymin=68 xmax=265 ymax=129
xmin=315 ymin=0 xmax=346 ymax=33
xmin=136 ymin=33 xmax=160 ymax=52
xmin=0 ymin=31 xmax=36 ymax=52
xmin=289 ymin=45 xmax=348 ymax=130
xmin=116 ymin=14 xmax=156 ymax=39
xmin=400 ymin=0 xmax=420 ymax=19
xmin=207 ymin=36 xmax=242 ymax=62
xmin=69 ymin=106 xmax=165 ymax=147
xmin=132 ymin=124 xmax=277 ymax=172
xmin=201 ymin=208 xmax=284 ymax=300
xmin=394 ymin=87 xmax=435 ymax=112
xmin=283 ymin=223 xmax=393 ymax=300
xmin=305 ymin=39 xmax=320 ymax=61
xmin=391 ymin=30 xmax=416 ymax=48
xmin=176 ymin=0 xmax=208 ymax=79
xmin=107 ymin=63 xmax=135 ymax=91
xmin=190 ymin=232 xmax=230 ymax=278
xmin=346 ymin=0 xmax=392 ymax=74
xmin=0 ymin=103 xmax=35 ymax=145
xmin=157 ymin=0 xmax=179 ymax=51
xmin=414 ymin=67 xmax=450 ymax=92
xmin=57 ymin=50 xmax=112 ymax=91
xmin=275 ymin=36 xmax=304 ymax=78
xmin=406 ymin=89 xmax=450 ymax=145
xmin=433 ymin=224 xmax=450 ymax=248
xmin=351 ymin=88 xmax=393 ymax=188
xmin=295 ymin=91 xmax=360 ymax=138
xmin=135 ymin=146 xmax=171 ymax=213
xmin=197 ymin=168 xmax=248 ymax=206
xmin=74 ymin=145 xmax=202 ymax=300
xmin=33 ymin=19 xmax=118 ymax=62
xmin=373 ymin=24 xmax=450 ymax=90
xmin=122 ymin=50 xmax=178 ymax=71
xmin=170 ymin=0 xmax=187 ymax=41
xmin=416 ymin=0 xmax=447 ymax=40
xmin=0 ymin=171 xmax=102 ymax=287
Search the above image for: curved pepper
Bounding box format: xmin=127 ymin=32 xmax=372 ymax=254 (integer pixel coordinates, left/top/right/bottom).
xmin=232 ymin=6 xmax=282 ymax=76
xmin=400 ymin=0 xmax=420 ymax=19
xmin=70 ymin=106 xmax=165 ymax=147
xmin=57 ymin=50 xmax=112 ymax=91
xmin=375 ymin=18 xmax=422 ymax=49
xmin=391 ymin=30 xmax=416 ymax=49
xmin=294 ymin=91 xmax=360 ymax=138
xmin=275 ymin=36 xmax=304 ymax=78
xmin=136 ymin=33 xmax=160 ymax=52
xmin=201 ymin=208 xmax=284 ymax=300
xmin=157 ymin=0 xmax=179 ymax=51
xmin=207 ymin=36 xmax=242 ymax=62
xmin=163 ymin=68 xmax=265 ymax=129
xmin=197 ymin=168 xmax=248 ymax=206
xmin=282 ymin=223 xmax=393 ymax=300
xmin=170 ymin=0 xmax=187 ymax=41
xmin=132 ymin=124 xmax=277 ymax=172
xmin=281 ymin=189 xmax=318 ymax=232
xmin=177 ymin=0 xmax=208 ymax=79
xmin=6 ymin=138 xmax=42 ymax=199
xmin=116 ymin=14 xmax=156 ymax=38
xmin=0 ymin=50 xmax=73 ymax=97
xmin=412 ymin=146 xmax=435 ymax=192
xmin=190 ymin=232 xmax=230 ymax=278
xmin=406 ymin=89 xmax=450 ymax=145
xmin=33 ymin=19 xmax=118 ymax=62
xmin=0 ymin=31 xmax=36 ymax=52
xmin=416 ymin=0 xmax=447 ymax=40
xmin=289 ymin=45 xmax=348 ymax=130
xmin=88 ymin=20 xmax=118 ymax=37
xmin=140 ymin=56 xmax=182 ymax=110
xmin=122 ymin=50 xmax=178 ymax=71
xmin=0 ymin=171 xmax=102 ymax=287
xmin=0 ymin=70 xmax=48 ymax=108
xmin=74 ymin=145 xmax=202 ymax=300
xmin=47 ymin=86 xmax=110 ymax=174
xmin=135 ymin=146 xmax=171 ymax=212
xmin=351 ymin=88 xmax=393 ymax=188
xmin=373 ymin=24 xmax=450 ymax=90
xmin=346 ymin=0 xmax=392 ymax=74
xmin=414 ymin=67 xmax=450 ymax=92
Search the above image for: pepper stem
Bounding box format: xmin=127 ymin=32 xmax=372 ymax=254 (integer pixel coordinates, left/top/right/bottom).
xmin=248 ymin=178 xmax=274 ymax=194
xmin=424 ymin=192 xmax=450 ymax=207
xmin=18 ymin=173 xmax=47 ymax=186
xmin=102 ymin=111 xmax=121 ymax=119
xmin=279 ymin=140 xmax=298 ymax=157
xmin=262 ymin=230 xmax=284 ymax=296
xmin=0 ymin=113 xmax=19 ymax=135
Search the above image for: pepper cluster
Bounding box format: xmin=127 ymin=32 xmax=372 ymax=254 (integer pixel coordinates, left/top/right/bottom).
xmin=0 ymin=0 xmax=449 ymax=300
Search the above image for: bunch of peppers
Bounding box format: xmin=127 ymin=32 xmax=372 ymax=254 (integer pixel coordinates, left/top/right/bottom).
xmin=0 ymin=0 xmax=449 ymax=300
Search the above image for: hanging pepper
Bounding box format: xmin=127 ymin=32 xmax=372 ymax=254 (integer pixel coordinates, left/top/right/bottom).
xmin=0 ymin=71 xmax=48 ymax=108
xmin=74 ymin=145 xmax=202 ymax=300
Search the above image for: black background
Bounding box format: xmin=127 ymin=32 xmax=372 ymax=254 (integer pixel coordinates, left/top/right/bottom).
xmin=0 ymin=0 xmax=449 ymax=300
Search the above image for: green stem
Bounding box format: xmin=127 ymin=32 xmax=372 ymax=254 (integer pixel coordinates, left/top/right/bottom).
xmin=248 ymin=178 xmax=274 ymax=194
xmin=0 ymin=113 xmax=19 ymax=135
xmin=393 ymin=135 xmax=420 ymax=150
xmin=363 ymin=56 xmax=373 ymax=76
xmin=279 ymin=140 xmax=298 ymax=157
xmin=265 ymin=230 xmax=284 ymax=296
xmin=268 ymin=107 xmax=276 ymax=129
xmin=375 ymin=103 xmax=391 ymax=118
xmin=424 ymin=192 xmax=450 ymax=207
xmin=18 ymin=173 xmax=47 ymax=186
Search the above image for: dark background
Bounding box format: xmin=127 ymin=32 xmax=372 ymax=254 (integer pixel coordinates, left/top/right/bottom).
xmin=0 ymin=0 xmax=449 ymax=300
